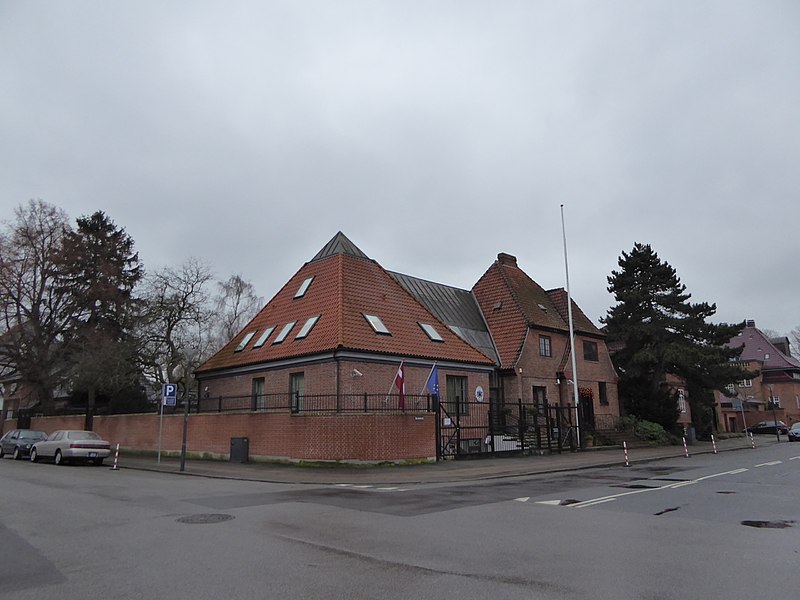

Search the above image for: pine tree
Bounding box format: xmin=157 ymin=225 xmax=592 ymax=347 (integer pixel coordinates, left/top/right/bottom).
xmin=58 ymin=211 xmax=145 ymax=420
xmin=602 ymin=243 xmax=751 ymax=433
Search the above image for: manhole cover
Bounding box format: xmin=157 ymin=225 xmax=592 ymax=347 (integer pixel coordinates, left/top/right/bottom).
xmin=741 ymin=520 xmax=794 ymax=529
xmin=176 ymin=513 xmax=235 ymax=525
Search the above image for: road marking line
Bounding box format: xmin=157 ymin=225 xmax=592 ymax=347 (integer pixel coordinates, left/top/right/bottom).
xmin=668 ymin=481 xmax=697 ymax=488
xmin=535 ymin=499 xmax=561 ymax=505
xmin=754 ymin=461 xmax=782 ymax=467
xmin=789 ymin=456 xmax=800 ymax=461
xmin=574 ymin=498 xmax=617 ymax=508
xmin=726 ymin=468 xmax=749 ymax=475
xmin=377 ymin=487 xmax=399 ymax=491
xmin=514 ymin=497 xmax=531 ymax=503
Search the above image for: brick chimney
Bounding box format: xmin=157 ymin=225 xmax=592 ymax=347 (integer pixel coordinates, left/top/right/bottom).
xmin=497 ymin=253 xmax=517 ymax=266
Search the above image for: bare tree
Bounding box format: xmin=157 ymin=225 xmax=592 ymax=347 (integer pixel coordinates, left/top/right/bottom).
xmin=0 ymin=200 xmax=72 ymax=413
xmin=211 ymin=274 xmax=263 ymax=351
xmin=137 ymin=258 xmax=215 ymax=401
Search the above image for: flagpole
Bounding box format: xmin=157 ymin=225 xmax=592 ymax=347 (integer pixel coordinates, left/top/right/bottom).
xmin=419 ymin=362 xmax=437 ymax=397
xmin=561 ymin=204 xmax=581 ymax=449
xmin=385 ymin=359 xmax=404 ymax=403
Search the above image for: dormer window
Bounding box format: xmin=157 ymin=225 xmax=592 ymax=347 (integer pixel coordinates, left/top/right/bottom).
xmin=296 ymin=315 xmax=320 ymax=339
xmin=294 ymin=276 xmax=314 ymax=298
xmin=253 ymin=326 xmax=276 ymax=349
xmin=235 ymin=331 xmax=257 ymax=352
xmin=273 ymin=321 xmax=296 ymax=344
xmin=364 ymin=314 xmax=390 ymax=335
xmin=419 ymin=322 xmax=443 ymax=342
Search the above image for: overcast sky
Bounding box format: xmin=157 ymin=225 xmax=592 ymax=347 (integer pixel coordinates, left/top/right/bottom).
xmin=2 ymin=1 xmax=798 ymax=336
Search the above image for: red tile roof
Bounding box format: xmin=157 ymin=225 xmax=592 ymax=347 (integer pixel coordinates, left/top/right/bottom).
xmin=197 ymin=251 xmax=494 ymax=374
xmin=472 ymin=253 xmax=602 ymax=369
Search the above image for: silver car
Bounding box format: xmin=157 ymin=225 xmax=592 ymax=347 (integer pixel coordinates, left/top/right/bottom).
xmin=30 ymin=430 xmax=111 ymax=465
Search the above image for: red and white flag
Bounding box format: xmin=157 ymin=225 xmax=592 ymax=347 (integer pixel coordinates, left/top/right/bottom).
xmin=394 ymin=362 xmax=405 ymax=410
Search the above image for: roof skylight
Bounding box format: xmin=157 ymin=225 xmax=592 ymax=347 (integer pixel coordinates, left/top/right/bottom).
xmin=419 ymin=322 xmax=444 ymax=342
xmin=364 ymin=313 xmax=390 ymax=335
xmin=252 ymin=326 xmax=276 ymax=348
xmin=273 ymin=321 xmax=296 ymax=344
xmin=295 ymin=315 xmax=320 ymax=339
xmin=294 ymin=276 xmax=314 ymax=298
xmin=234 ymin=331 xmax=257 ymax=352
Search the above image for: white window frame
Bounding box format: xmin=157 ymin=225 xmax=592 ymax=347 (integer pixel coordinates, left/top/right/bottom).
xmin=678 ymin=389 xmax=686 ymax=413
xmin=273 ymin=321 xmax=297 ymax=344
xmin=296 ymin=316 xmax=320 ymax=339
xmin=253 ymin=326 xmax=276 ymax=349
xmin=364 ymin=314 xmax=390 ymax=335
xmin=294 ymin=276 xmax=314 ymax=298
xmin=419 ymin=322 xmax=443 ymax=342
xmin=235 ymin=331 xmax=257 ymax=352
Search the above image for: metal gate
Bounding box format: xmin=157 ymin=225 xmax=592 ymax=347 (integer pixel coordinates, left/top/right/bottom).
xmin=436 ymin=398 xmax=583 ymax=460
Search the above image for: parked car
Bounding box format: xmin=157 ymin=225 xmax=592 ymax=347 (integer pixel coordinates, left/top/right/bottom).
xmin=744 ymin=420 xmax=789 ymax=435
xmin=0 ymin=429 xmax=48 ymax=460
xmin=788 ymin=423 xmax=800 ymax=442
xmin=30 ymin=430 xmax=111 ymax=465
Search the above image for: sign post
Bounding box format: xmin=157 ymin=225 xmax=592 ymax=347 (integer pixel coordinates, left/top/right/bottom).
xmin=158 ymin=384 xmax=177 ymax=464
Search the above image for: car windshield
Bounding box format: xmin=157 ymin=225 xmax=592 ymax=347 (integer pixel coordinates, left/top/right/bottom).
xmin=19 ymin=431 xmax=46 ymax=441
xmin=791 ymin=423 xmax=800 ymax=430
xmin=67 ymin=431 xmax=101 ymax=440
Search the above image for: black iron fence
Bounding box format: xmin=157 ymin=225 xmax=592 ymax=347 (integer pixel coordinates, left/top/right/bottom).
xmin=196 ymin=392 xmax=433 ymax=415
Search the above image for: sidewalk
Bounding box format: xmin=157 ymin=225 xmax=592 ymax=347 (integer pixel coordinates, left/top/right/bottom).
xmin=115 ymin=435 xmax=782 ymax=486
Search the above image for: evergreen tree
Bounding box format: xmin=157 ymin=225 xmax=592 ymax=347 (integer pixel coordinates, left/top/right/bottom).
xmin=58 ymin=211 xmax=144 ymax=419
xmin=602 ymin=243 xmax=751 ymax=432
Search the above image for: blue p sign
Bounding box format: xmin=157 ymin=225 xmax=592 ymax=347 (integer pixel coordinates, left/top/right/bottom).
xmin=162 ymin=384 xmax=177 ymax=406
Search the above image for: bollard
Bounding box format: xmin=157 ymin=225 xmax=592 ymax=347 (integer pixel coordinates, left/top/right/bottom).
xmin=749 ymin=431 xmax=756 ymax=449
xmin=623 ymin=441 xmax=630 ymax=467
xmin=711 ymin=434 xmax=718 ymax=454
xmin=110 ymin=443 xmax=120 ymax=470
xmin=682 ymin=436 xmax=690 ymax=458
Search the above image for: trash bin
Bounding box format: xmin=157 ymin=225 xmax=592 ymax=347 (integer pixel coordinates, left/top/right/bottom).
xmin=230 ymin=437 xmax=249 ymax=463
xmin=685 ymin=426 xmax=696 ymax=445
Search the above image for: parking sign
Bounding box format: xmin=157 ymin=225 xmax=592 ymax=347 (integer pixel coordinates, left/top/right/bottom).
xmin=162 ymin=383 xmax=177 ymax=407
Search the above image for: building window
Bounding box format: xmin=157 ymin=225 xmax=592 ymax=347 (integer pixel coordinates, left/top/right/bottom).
xmin=273 ymin=321 xmax=296 ymax=344
xmin=533 ymin=386 xmax=547 ymax=413
xmin=583 ymin=341 xmax=598 ymax=362
xmin=678 ymin=389 xmax=686 ymax=413
xmin=769 ymin=395 xmax=781 ymax=408
xmin=539 ymin=335 xmax=552 ymax=357
xmin=725 ymin=383 xmax=735 ymax=395
xmin=294 ymin=276 xmax=314 ymax=298
xmin=599 ymin=382 xmax=608 ymax=405
xmin=235 ymin=331 xmax=257 ymax=352
xmin=739 ymin=379 xmax=752 ymax=388
xmin=295 ymin=315 xmax=320 ymax=339
xmin=445 ymin=375 xmax=469 ymax=416
xmin=252 ymin=377 xmax=265 ymax=410
xmin=290 ymin=373 xmax=305 ymax=413
xmin=364 ymin=313 xmax=390 ymax=335
xmin=419 ymin=322 xmax=444 ymax=342
xmin=253 ymin=326 xmax=275 ymax=349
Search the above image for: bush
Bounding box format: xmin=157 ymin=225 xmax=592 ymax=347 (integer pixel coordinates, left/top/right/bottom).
xmin=616 ymin=415 xmax=672 ymax=445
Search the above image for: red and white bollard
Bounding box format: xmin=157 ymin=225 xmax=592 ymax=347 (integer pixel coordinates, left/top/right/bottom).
xmin=110 ymin=443 xmax=120 ymax=470
xmin=623 ymin=441 xmax=630 ymax=467
xmin=683 ymin=436 xmax=690 ymax=458
xmin=749 ymin=432 xmax=756 ymax=449
xmin=711 ymin=434 xmax=718 ymax=454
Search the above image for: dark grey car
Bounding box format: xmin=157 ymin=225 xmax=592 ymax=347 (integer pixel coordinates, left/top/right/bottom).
xmin=0 ymin=429 xmax=48 ymax=460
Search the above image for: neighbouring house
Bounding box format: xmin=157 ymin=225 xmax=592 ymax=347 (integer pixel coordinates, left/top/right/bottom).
xmin=715 ymin=320 xmax=800 ymax=432
xmin=192 ymin=232 xmax=620 ymax=461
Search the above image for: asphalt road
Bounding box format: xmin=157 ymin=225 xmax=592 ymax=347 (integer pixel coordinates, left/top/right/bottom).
xmin=1 ymin=442 xmax=798 ymax=600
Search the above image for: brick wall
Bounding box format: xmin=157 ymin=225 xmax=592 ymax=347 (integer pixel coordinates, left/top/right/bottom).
xmin=20 ymin=411 xmax=437 ymax=463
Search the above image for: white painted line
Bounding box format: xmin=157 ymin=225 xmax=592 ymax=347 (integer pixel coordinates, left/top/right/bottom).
xmin=668 ymin=481 xmax=697 ymax=489
xmin=334 ymin=483 xmax=350 ymax=487
xmin=535 ymin=499 xmax=561 ymax=505
xmin=727 ymin=468 xmax=749 ymax=475
xmin=754 ymin=461 xmax=782 ymax=467
xmin=790 ymin=456 xmax=800 ymax=461
xmin=514 ymin=497 xmax=531 ymax=503
xmin=377 ymin=487 xmax=399 ymax=491
xmin=349 ymin=485 xmax=372 ymax=489
xmin=573 ymin=498 xmax=617 ymax=508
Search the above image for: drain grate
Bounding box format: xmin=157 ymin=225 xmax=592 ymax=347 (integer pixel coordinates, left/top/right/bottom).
xmin=741 ymin=520 xmax=794 ymax=529
xmin=177 ymin=513 xmax=235 ymax=525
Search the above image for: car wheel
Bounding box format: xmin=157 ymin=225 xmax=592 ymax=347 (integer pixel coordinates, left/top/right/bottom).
xmin=54 ymin=450 xmax=64 ymax=466
xmin=30 ymin=448 xmax=39 ymax=463
xmin=13 ymin=447 xmax=21 ymax=460
xmin=0 ymin=446 xmax=5 ymax=458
